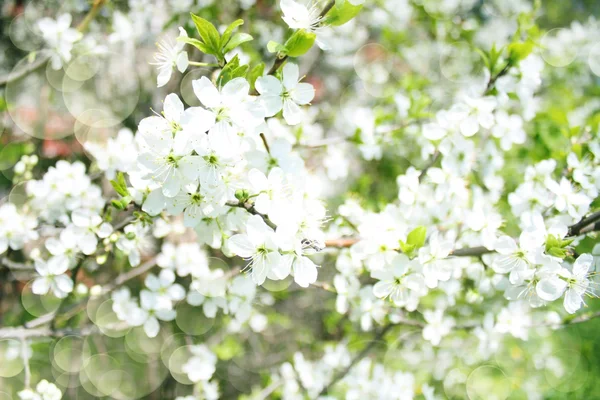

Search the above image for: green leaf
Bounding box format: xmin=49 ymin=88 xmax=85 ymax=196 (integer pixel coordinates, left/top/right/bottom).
xmin=267 ymin=40 xmax=286 ymax=54
xmin=283 ymin=29 xmax=317 ymax=57
xmin=508 ymin=41 xmax=534 ymax=63
xmin=407 ymin=226 xmax=427 ymax=249
xmin=247 ymin=62 xmax=265 ymax=91
xmin=177 ymin=37 xmax=213 ymax=55
xmin=323 ymin=1 xmax=363 ymax=26
xmin=214 ymin=336 xmax=243 ymax=360
xmin=223 ymin=32 xmax=253 ymax=54
xmin=110 ymin=172 xmax=130 ymax=197
xmin=220 ymin=19 xmax=244 ymax=49
xmin=547 ymin=247 xmax=566 ymax=259
xmin=399 ymin=241 xmax=416 ymax=256
xmin=218 ymin=54 xmax=249 ymax=85
xmin=190 ymin=13 xmax=221 ymax=54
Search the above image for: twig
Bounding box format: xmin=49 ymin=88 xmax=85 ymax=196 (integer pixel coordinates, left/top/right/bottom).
xmin=318 ymin=324 xmax=393 ymax=397
xmin=1 ymin=258 xmax=35 ymax=270
xmin=24 ymin=257 xmax=157 ymax=329
xmin=101 ymin=256 xmax=158 ymax=294
xmin=260 ymin=133 xmax=271 ymax=154
xmin=226 ymin=201 xmax=277 ymax=230
xmin=484 ymin=60 xmax=513 ymax=94
xmin=0 ymin=54 xmax=51 ymax=87
xmin=418 ymin=150 xmax=440 ymax=182
xmin=255 ymin=380 xmax=282 ymax=400
xmin=21 ymin=338 xmax=31 ymax=388
xmin=75 ymin=0 xmax=107 ymax=32
xmin=0 ymin=325 xmax=98 ymax=340
xmin=325 ymin=211 xmax=600 ymax=253
xmin=0 ymin=0 xmax=107 ymax=87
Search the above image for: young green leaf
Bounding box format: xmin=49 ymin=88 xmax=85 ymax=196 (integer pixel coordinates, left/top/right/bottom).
xmin=220 ymin=19 xmax=244 ymax=48
xmin=283 ymin=29 xmax=317 ymax=57
xmin=407 ymin=226 xmax=427 ymax=249
xmin=218 ymin=54 xmax=249 ymax=85
xmin=223 ymin=32 xmax=253 ymax=54
xmin=178 ymin=37 xmax=213 ymax=55
xmin=323 ymin=1 xmax=363 ymax=26
xmin=247 ymin=62 xmax=265 ymax=91
xmin=507 ymin=41 xmax=534 ymax=63
xmin=267 ymin=40 xmax=286 ymax=54
xmin=190 ymin=13 xmax=221 ymax=54
xmin=110 ymin=172 xmax=130 ymax=197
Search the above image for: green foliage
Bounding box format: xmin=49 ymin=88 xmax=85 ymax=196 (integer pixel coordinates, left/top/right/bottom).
xmin=247 ymin=62 xmax=265 ymax=91
xmin=399 ymin=226 xmax=427 ymax=257
xmin=545 ymin=234 xmax=574 ymax=259
xmin=110 ymin=172 xmax=130 ymax=198
xmin=218 ymin=54 xmax=249 ymax=85
xmin=183 ymin=14 xmax=253 ymax=65
xmin=268 ymin=29 xmax=316 ymax=58
xmin=215 ymin=336 xmax=244 ymax=360
xmin=323 ymin=0 xmax=363 ymax=26
xmin=283 ymin=29 xmax=317 ymax=57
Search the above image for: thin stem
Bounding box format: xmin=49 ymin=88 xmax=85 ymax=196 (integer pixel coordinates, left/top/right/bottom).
xmin=318 ymin=324 xmax=393 ymax=397
xmin=22 ymin=338 xmax=31 ymax=388
xmin=188 ymin=61 xmax=220 ymax=67
xmin=226 ymin=200 xmax=277 ymax=230
xmin=76 ymin=0 xmax=107 ymax=32
xmin=484 ymin=60 xmax=513 ymax=94
xmin=260 ymin=133 xmax=271 ymax=154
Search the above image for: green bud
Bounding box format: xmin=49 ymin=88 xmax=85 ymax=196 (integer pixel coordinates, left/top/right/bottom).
xmin=96 ymin=254 xmax=108 ymax=265
xmin=235 ymin=189 xmax=250 ymax=202
xmin=126 ymin=232 xmax=136 ymax=241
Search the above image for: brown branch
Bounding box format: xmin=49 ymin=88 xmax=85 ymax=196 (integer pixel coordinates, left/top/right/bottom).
xmin=567 ymin=211 xmax=600 ymax=237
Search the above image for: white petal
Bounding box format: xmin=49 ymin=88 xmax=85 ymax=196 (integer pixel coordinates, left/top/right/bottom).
xmin=260 ymin=95 xmax=283 ymax=117
xmin=180 ymin=107 xmax=216 ymax=134
xmin=573 ymin=254 xmax=593 ymax=278
xmin=192 ymin=77 xmax=221 ymax=108
xmin=31 ymin=278 xmax=50 ymax=295
xmin=222 ymin=77 xmax=249 ymax=107
xmin=157 ymin=66 xmax=172 ymax=88
xmin=536 ymin=277 xmax=567 ymax=301
xmin=283 ymin=99 xmax=302 ymax=125
xmin=144 ymin=317 xmax=160 ymax=337
xmin=78 ymin=232 xmax=98 ymax=255
xmin=143 ymin=188 xmax=166 ymax=215
xmin=256 ymin=75 xmax=283 ymax=95
xmin=248 ymin=168 xmax=269 ymax=191
xmin=162 ymin=172 xmax=182 ymax=198
xmin=293 ymin=256 xmax=317 ymax=287
xmin=373 ymin=280 xmax=395 ymax=298
xmin=459 ymin=116 xmax=479 ymax=137
xmin=163 ymin=94 xmax=185 ymax=122
xmin=282 ymin=63 xmax=299 ymax=90
xmin=176 ymin=51 xmax=189 ymax=73
xmin=291 ymin=83 xmax=315 ymax=105
xmin=494 ymin=236 xmax=518 ymax=254
xmin=54 ymin=274 xmax=74 ymax=295
xmin=564 ymin=288 xmax=582 ymax=314
xmin=228 ymin=235 xmax=255 ymax=258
